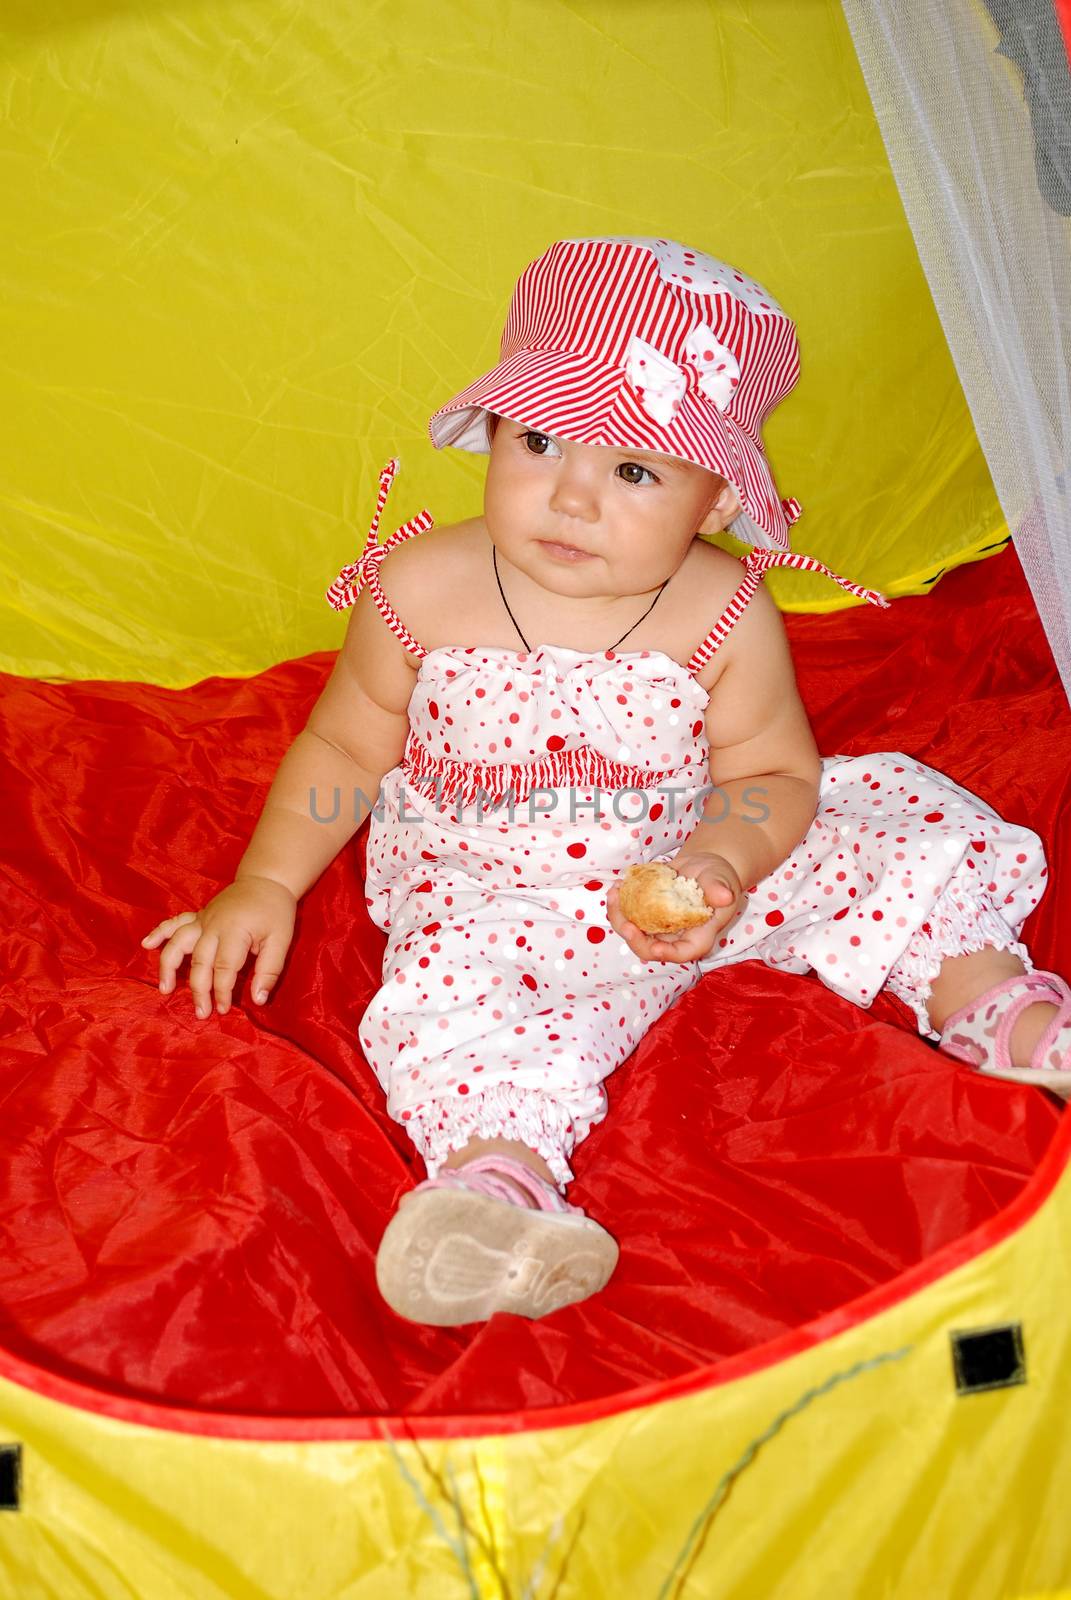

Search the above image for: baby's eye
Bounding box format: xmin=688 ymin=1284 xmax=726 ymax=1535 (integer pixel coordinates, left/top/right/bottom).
xmin=617 ymin=461 xmax=657 ymax=487
xmin=522 ymin=431 xmax=561 ymax=457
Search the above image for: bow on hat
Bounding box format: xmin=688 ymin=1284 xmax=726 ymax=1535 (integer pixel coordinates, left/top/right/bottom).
xmin=625 ymin=325 xmax=740 ymax=427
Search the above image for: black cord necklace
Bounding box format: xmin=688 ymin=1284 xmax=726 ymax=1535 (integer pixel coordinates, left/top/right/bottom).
xmin=492 ymin=546 xmax=670 ymax=653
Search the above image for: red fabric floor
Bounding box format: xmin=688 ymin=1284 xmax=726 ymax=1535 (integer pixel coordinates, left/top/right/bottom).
xmin=0 ymin=545 xmax=1067 ymax=1424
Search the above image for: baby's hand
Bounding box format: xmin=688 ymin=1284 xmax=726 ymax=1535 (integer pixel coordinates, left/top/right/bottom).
xmin=606 ymin=854 xmax=747 ymax=965
xmin=141 ymin=876 xmax=297 ymax=1018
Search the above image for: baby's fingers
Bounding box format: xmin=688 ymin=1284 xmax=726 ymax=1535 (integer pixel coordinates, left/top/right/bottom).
xmin=644 ymin=933 xmax=699 ymax=965
xmin=187 ymin=933 xmax=221 ymax=1018
xmin=624 ymin=924 xmax=688 ymax=965
xmin=251 ymin=931 xmax=290 ymax=1006
xmin=210 ymin=932 xmax=253 ymax=1017
xmin=605 ymin=889 xmax=687 ymax=963
xmin=155 ymin=918 xmax=205 ymax=995
xmin=142 ymin=911 xmax=199 ymax=951
xmin=605 ymin=892 xmax=641 ymax=946
xmin=605 ymin=885 xmax=640 ymax=941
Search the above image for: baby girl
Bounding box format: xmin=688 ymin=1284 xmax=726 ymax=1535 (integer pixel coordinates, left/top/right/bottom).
xmin=142 ymin=236 xmax=1071 ymax=1328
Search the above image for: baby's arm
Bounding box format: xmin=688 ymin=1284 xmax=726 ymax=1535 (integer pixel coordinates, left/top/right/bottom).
xmin=142 ymin=584 xmax=417 ymax=1016
xmin=677 ymin=577 xmax=821 ymax=889
xmin=608 ymin=579 xmax=820 ymax=964
xmin=239 ymin=584 xmax=416 ymax=897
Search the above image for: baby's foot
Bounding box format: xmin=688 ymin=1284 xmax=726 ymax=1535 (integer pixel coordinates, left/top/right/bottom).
xmin=939 ymin=971 xmax=1071 ymax=1096
xmin=375 ymin=1155 xmax=619 ymax=1326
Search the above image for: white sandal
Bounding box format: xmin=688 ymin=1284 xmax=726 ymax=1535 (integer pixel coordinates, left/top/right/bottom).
xmin=375 ymin=1154 xmax=619 ymax=1326
xmin=939 ymin=970 xmax=1071 ymax=1098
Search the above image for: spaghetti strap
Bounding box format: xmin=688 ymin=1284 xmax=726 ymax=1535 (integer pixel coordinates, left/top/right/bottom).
xmin=685 ymin=548 xmax=891 ymax=677
xmin=325 ymin=459 xmax=435 ymax=659
xmin=685 ymin=559 xmax=766 ymax=676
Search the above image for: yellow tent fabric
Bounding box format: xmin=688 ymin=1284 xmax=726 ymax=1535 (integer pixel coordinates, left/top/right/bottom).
xmin=1 ymin=0 xmax=1004 ymax=688
xmin=1 ymin=1118 xmax=1069 ymax=1596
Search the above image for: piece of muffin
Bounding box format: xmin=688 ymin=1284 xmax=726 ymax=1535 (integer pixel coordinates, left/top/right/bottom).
xmin=617 ymin=862 xmax=713 ymax=937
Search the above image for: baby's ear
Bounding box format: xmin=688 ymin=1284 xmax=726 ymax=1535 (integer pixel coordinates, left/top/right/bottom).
xmin=697 ymin=480 xmax=742 ymax=536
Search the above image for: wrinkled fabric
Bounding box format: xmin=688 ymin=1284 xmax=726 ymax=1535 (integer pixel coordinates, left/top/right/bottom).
xmin=0 ymin=546 xmax=1066 ymax=1419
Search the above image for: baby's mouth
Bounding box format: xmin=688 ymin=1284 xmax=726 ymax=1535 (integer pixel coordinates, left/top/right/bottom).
xmin=540 ymin=540 xmax=594 ymax=561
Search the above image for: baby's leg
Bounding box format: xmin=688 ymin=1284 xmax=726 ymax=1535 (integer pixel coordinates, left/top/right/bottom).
xmin=926 ymin=948 xmax=1060 ymax=1067
xmin=360 ymin=884 xmax=693 ymax=1191
xmin=441 ymin=1134 xmax=557 ymax=1193
xmin=362 ymin=881 xmax=695 ymax=1323
xmin=887 ymin=890 xmax=1071 ymax=1089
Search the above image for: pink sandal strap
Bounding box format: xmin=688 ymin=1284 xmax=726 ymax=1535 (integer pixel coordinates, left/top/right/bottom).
xmin=417 ymin=1154 xmax=576 ymax=1214
xmin=989 ymin=975 xmax=1071 ymax=1075
xmin=941 ymin=971 xmax=1071 ymax=1075
xmin=1033 ymin=982 xmax=1071 ymax=1072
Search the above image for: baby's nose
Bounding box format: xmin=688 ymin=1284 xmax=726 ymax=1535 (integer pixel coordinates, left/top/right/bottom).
xmin=548 ymin=473 xmax=600 ymax=522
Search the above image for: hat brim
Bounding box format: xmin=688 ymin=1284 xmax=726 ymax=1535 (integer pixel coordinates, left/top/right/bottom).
xmin=428 ymin=346 xmax=792 ymax=550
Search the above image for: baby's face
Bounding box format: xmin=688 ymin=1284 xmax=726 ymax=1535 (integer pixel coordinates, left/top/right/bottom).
xmin=483 ymin=416 xmax=739 ymax=605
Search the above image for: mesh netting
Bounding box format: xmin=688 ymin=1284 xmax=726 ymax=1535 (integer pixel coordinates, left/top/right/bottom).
xmin=841 ymin=0 xmax=1071 ymax=705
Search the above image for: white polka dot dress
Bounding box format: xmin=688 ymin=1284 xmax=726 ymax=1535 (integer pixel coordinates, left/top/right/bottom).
xmin=356 ymin=575 xmax=1049 ymax=1188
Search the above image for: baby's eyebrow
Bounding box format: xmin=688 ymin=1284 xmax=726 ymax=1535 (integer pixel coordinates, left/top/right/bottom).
xmin=611 ymin=449 xmax=689 ymax=472
xmin=536 ymin=430 xmax=690 ymax=473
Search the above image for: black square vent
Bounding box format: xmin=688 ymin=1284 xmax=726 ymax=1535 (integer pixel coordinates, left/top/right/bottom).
xmin=951 ymin=1323 xmax=1026 ymax=1395
xmin=0 ymin=1445 xmax=21 ymax=1511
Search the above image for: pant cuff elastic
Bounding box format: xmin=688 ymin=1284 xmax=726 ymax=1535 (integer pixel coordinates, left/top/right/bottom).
xmin=884 ymin=884 xmax=1033 ymax=1040
xmin=404 ymin=1083 xmax=581 ymax=1189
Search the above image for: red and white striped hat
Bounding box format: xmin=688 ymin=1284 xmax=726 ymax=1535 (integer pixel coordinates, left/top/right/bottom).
xmin=428 ymin=236 xmax=804 ymax=551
